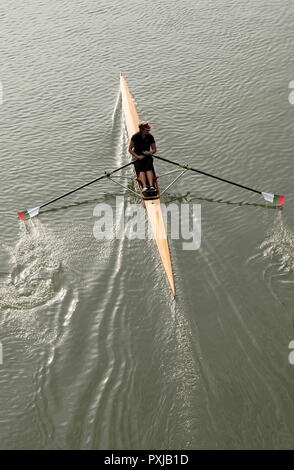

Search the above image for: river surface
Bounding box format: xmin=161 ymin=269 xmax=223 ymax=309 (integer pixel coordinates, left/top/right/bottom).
xmin=1 ymin=0 xmax=294 ymax=450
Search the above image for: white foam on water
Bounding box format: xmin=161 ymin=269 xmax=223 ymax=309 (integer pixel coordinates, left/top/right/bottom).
xmin=0 ymin=218 xmax=68 ymax=317
xmin=260 ymin=212 xmax=294 ymax=273
xmin=111 ymin=88 xmax=122 ymax=127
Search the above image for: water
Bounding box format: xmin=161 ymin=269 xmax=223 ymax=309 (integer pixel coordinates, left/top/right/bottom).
xmin=1 ymin=0 xmax=294 ymax=450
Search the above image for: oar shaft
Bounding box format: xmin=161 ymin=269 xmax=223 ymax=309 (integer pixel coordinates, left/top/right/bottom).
xmin=40 ymin=161 xmax=135 ymax=209
xmin=153 ymin=155 xmax=261 ymax=195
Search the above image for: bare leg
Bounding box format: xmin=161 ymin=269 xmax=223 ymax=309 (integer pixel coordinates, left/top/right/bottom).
xmin=146 ymin=170 xmax=154 ymax=187
xmin=139 ymin=172 xmax=147 ymax=187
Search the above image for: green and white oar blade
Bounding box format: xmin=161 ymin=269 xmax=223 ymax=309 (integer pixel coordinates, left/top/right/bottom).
xmin=261 ymin=192 xmax=285 ymax=205
xmin=17 ymin=206 xmax=40 ymax=220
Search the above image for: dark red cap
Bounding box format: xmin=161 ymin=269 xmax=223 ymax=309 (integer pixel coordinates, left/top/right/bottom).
xmin=139 ymin=121 xmax=153 ymax=130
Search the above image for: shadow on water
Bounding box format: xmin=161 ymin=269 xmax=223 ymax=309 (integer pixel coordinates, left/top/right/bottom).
xmin=38 ymin=190 xmax=283 ymax=218
xmin=166 ymin=192 xmax=284 ymax=209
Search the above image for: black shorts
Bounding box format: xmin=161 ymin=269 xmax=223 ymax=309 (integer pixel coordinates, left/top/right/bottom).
xmin=133 ymin=155 xmax=154 ymax=173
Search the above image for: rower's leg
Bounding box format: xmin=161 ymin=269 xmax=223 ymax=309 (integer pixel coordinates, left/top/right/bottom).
xmin=139 ymin=172 xmax=147 ymax=187
xmin=146 ymin=170 xmax=154 ymax=187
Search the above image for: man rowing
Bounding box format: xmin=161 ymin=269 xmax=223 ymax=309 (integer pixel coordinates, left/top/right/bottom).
xmin=128 ymin=121 xmax=157 ymax=195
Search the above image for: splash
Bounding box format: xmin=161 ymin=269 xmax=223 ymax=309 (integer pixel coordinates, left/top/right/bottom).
xmin=0 ymin=218 xmax=66 ymax=311
xmin=260 ymin=212 xmax=294 ymax=272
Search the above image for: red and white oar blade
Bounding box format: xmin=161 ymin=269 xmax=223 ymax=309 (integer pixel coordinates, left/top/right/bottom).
xmin=17 ymin=206 xmax=40 ymax=220
xmin=261 ymin=192 xmax=285 ymax=205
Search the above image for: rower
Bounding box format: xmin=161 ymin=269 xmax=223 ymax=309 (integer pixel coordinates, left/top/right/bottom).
xmin=128 ymin=121 xmax=157 ymax=195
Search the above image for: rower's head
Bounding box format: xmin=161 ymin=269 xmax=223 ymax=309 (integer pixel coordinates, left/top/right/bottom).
xmin=139 ymin=121 xmax=153 ymax=134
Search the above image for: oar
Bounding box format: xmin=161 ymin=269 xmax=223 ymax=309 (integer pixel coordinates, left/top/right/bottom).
xmin=152 ymin=155 xmax=285 ymax=205
xmin=17 ymin=161 xmax=135 ymax=220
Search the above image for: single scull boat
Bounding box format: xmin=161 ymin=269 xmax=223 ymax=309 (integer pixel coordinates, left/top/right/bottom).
xmin=120 ymin=73 xmax=176 ymax=296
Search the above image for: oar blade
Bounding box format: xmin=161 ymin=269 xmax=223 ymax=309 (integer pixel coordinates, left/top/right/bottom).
xmin=17 ymin=207 xmax=40 ymax=220
xmin=261 ymin=192 xmax=285 ymax=205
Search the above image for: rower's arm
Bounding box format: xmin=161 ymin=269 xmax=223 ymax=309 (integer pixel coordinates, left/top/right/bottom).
xmin=151 ymin=142 xmax=157 ymax=154
xmin=128 ymin=140 xmax=140 ymax=159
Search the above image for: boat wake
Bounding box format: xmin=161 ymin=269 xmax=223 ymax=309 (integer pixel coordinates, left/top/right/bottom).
xmin=171 ymin=303 xmax=201 ymax=447
xmin=111 ymin=87 xmax=122 ymax=126
xmin=111 ymin=88 xmax=128 ymax=168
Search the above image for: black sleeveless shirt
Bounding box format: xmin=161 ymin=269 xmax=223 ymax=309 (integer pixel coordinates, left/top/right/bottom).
xmin=131 ymin=132 xmax=155 ymax=155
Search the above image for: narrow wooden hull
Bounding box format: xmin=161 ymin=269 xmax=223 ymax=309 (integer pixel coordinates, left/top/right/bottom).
xmin=120 ymin=73 xmax=176 ymax=296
